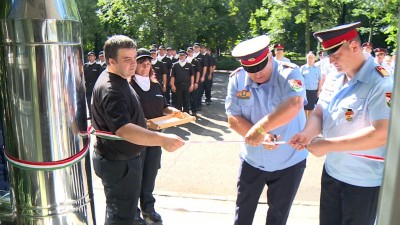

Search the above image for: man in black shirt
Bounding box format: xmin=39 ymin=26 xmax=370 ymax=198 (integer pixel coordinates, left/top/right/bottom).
xmin=157 ymin=45 xmax=173 ymax=104
xmin=150 ymin=49 xmax=167 ymax=92
xmin=170 ymin=50 xmax=195 ymax=113
xmin=205 ymin=47 xmax=216 ymax=105
xmin=193 ymin=43 xmax=209 ymax=111
xmin=84 ymin=51 xmax=103 ymax=116
xmin=97 ymin=51 xmax=107 ymax=71
xmin=91 ymin=35 xmax=185 ymax=225
xmin=186 ymin=47 xmax=201 ymax=116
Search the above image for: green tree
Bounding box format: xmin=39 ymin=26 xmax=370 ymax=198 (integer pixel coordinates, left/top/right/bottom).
xmin=76 ymin=0 xmax=108 ymax=53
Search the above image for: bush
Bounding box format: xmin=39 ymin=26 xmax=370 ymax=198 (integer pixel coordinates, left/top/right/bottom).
xmin=216 ymin=56 xmax=241 ymax=70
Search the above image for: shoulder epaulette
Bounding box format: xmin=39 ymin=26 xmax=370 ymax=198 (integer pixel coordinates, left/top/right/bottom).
xmin=376 ymin=65 xmax=390 ymax=78
xmin=229 ymin=67 xmax=244 ymax=77
xmin=281 ymin=62 xmax=298 ymax=69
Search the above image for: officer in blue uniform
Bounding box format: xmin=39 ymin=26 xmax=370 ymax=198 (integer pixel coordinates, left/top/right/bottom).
xmin=290 ymin=22 xmax=393 ymax=225
xmin=226 ymin=35 xmax=308 ymax=225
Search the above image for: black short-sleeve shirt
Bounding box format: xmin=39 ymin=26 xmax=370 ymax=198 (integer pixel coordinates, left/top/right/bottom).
xmin=152 ymin=60 xmax=167 ymax=84
xmin=91 ymin=71 xmax=147 ymax=160
xmin=130 ymin=81 xmax=168 ymax=120
xmin=171 ymin=62 xmax=194 ymax=84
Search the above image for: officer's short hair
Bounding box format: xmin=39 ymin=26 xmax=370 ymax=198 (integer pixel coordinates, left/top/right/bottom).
xmin=103 ymin=35 xmax=137 ymax=65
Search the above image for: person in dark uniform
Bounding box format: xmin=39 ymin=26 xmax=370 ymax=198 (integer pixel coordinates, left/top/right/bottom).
xmin=157 ymin=45 xmax=173 ymax=104
xmin=84 ymin=51 xmax=103 ymax=116
xmin=170 ymin=50 xmax=195 ymax=113
xmin=97 ymin=51 xmax=107 ymax=71
xmin=193 ymin=43 xmax=209 ymax=111
xmin=91 ymin=35 xmax=185 ymax=225
xmin=150 ymin=49 xmax=168 ymax=92
xmin=226 ymin=34 xmax=307 ymax=225
xmin=129 ymin=48 xmax=182 ymax=224
xmin=0 ymin=120 xmax=9 ymax=191
xmin=202 ymin=46 xmax=216 ymax=105
xmin=186 ymin=47 xmax=201 ymax=116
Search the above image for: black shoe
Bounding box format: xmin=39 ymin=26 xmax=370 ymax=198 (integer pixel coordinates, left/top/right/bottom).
xmin=133 ymin=216 xmax=148 ymax=225
xmin=206 ymin=101 xmax=210 ymax=105
xmin=143 ymin=211 xmax=162 ymax=222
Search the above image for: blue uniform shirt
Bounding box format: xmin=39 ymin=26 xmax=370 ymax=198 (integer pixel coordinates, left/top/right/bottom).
xmin=225 ymin=61 xmax=308 ymax=172
xmin=318 ymin=56 xmax=393 ymax=187
xmin=300 ymin=64 xmax=321 ymax=90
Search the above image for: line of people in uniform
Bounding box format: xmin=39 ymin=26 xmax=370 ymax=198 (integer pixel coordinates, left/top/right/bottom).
xmin=150 ymin=43 xmax=216 ymax=116
xmin=227 ymin=21 xmax=393 ymax=225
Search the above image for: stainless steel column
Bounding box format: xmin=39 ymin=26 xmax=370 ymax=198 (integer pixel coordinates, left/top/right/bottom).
xmin=0 ymin=0 xmax=93 ymax=224
xmin=376 ymin=9 xmax=400 ymax=224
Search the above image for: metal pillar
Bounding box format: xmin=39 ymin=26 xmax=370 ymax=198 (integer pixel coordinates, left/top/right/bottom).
xmin=0 ymin=0 xmax=93 ymax=224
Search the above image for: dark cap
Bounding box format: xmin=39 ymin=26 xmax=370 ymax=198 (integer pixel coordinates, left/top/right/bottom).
xmin=362 ymin=42 xmax=373 ymax=49
xmin=136 ymin=48 xmax=152 ymax=60
xmin=98 ymin=51 xmax=104 ymax=56
xmin=178 ymin=49 xmax=187 ymax=55
xmin=374 ymin=48 xmax=387 ymax=55
xmin=313 ymin=22 xmax=361 ymax=55
xmin=232 ymin=35 xmax=270 ymax=73
xmin=193 ymin=42 xmax=200 ymax=47
xmin=187 ymin=47 xmax=194 ymax=52
xmin=149 ymin=49 xmax=157 ymax=54
xmin=87 ymin=51 xmax=95 ymax=56
xmin=158 ymin=45 xmax=166 ymax=50
xmin=274 ymin=43 xmax=285 ymax=49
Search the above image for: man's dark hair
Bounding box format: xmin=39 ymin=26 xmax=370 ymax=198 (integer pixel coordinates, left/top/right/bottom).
xmin=103 ymin=35 xmax=137 ymax=65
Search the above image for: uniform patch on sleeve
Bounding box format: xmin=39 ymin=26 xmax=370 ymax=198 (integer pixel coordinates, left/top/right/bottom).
xmin=386 ymin=92 xmax=392 ymax=107
xmin=376 ymin=66 xmax=390 ymax=77
xmin=236 ymin=90 xmax=251 ymax=99
xmin=288 ymin=79 xmax=303 ymax=92
xmin=345 ymin=109 xmax=354 ymax=122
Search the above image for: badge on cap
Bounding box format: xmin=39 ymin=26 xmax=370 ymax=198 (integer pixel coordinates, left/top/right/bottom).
xmin=236 ymin=90 xmax=251 ymax=99
xmin=345 ymin=109 xmax=354 ymax=122
xmin=376 ymin=66 xmax=390 ymax=77
xmin=288 ymin=79 xmax=303 ymax=92
xmin=386 ymin=92 xmax=392 ymax=107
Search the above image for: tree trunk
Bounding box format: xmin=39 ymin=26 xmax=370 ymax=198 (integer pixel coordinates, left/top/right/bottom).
xmin=305 ymin=0 xmax=310 ymax=54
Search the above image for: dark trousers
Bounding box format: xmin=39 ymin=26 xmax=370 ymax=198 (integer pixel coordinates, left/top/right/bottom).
xmin=172 ymin=83 xmax=190 ymax=113
xmin=204 ymin=77 xmax=213 ymax=102
xmin=92 ymin=151 xmax=142 ymax=225
xmin=140 ymin=146 xmax=162 ymax=213
xmin=234 ymin=159 xmax=306 ymax=225
xmin=164 ymin=84 xmax=172 ymax=105
xmin=320 ymin=167 xmax=379 ymax=225
xmin=190 ymin=88 xmax=198 ymax=113
xmin=196 ymin=80 xmax=204 ymax=108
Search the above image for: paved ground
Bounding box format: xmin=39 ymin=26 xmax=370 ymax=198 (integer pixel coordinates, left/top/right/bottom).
xmin=92 ymin=73 xmax=325 ymax=225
